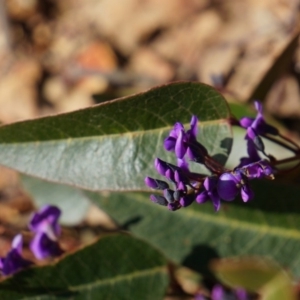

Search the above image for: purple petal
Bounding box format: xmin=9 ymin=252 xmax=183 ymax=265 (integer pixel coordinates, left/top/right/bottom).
xmin=169 ymin=122 xmax=184 ymax=138
xmin=260 ymin=161 xmax=273 ymax=176
xmin=239 ymin=117 xmax=254 ymax=129
xmin=167 ymin=202 xmax=181 ymax=211
xmin=196 ymin=191 xmax=209 ymax=204
xmin=29 ymin=205 xmax=61 ymax=235
xmin=211 ymin=284 xmax=225 ymax=300
xmin=241 ymin=184 xmax=254 ymax=202
xmin=204 ymin=176 xmax=218 ymax=191
xmin=0 ymin=249 xmax=32 ymax=275
xmin=12 ymin=234 xmax=23 ymax=254
xmin=175 ymin=130 xmax=187 ymax=159
xmin=165 ymin=169 xmax=175 ymax=181
xmin=177 ymin=158 xmax=189 ymax=172
xmin=179 ymin=194 xmax=195 ymax=207
xmin=239 ymin=160 xmax=273 ymax=179
xmin=0 ymin=235 xmax=32 ymax=275
xmin=30 ymin=232 xmax=63 ymax=260
xmin=254 ymin=101 xmax=262 ymax=113
xmin=210 ymin=191 xmax=221 ymax=211
xmin=144 ymin=177 xmax=169 ymax=190
xmin=217 ymin=173 xmax=240 ymax=201
xmin=246 ymin=127 xmax=257 ymax=140
xmin=155 ymin=158 xmax=168 ymax=176
xmin=164 ymin=136 xmax=176 ymax=151
xmin=177 ymin=181 xmax=186 ymax=192
xmin=188 ymin=115 xmax=198 ymax=139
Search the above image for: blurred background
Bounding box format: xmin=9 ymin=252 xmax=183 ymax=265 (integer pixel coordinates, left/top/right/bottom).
xmin=0 ymin=0 xmax=300 ymax=265
xmin=0 ymin=0 xmax=300 ymax=123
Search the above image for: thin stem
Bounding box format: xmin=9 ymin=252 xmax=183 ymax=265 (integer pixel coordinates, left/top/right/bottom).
xmin=262 ymin=134 xmax=299 ymax=154
xmin=272 ymin=155 xmax=300 ymax=166
xmin=275 ymin=159 xmax=300 ymax=174
xmin=278 ymin=133 xmax=300 ymax=150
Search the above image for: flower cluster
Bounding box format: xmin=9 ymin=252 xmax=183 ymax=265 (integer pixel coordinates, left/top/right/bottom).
xmin=195 ymin=284 xmax=251 ymax=300
xmin=145 ymin=102 xmax=277 ymax=211
xmin=0 ymin=205 xmax=63 ymax=276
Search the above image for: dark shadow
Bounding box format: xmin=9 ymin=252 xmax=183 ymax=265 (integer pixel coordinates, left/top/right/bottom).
xmin=212 ymin=137 xmax=233 ymax=165
xmin=120 ymin=216 xmax=143 ymax=231
xmin=220 ymin=137 xmax=233 ymax=150
xmin=182 ymin=244 xmax=219 ymax=278
xmin=212 ymin=153 xmax=227 ymax=165
xmin=231 ymin=179 xmax=300 ymax=215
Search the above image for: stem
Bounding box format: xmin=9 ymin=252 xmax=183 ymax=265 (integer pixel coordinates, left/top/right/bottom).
xmin=275 ymin=159 xmax=300 ymax=174
xmin=262 ymin=134 xmax=299 ymax=154
xmin=278 ymin=133 xmax=300 ymax=150
xmin=272 ymin=155 xmax=300 ymax=166
xmin=204 ymin=157 xmax=227 ymax=174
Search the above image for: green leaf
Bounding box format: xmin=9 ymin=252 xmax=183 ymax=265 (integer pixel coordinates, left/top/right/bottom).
xmin=21 ymin=175 xmax=90 ymax=226
xmin=212 ymin=257 xmax=296 ymax=300
xmin=228 ymin=102 xmax=256 ymax=120
xmin=0 ymin=82 xmax=232 ymax=191
xmin=0 ymin=234 xmax=169 ymax=300
xmin=86 ymin=179 xmax=300 ymax=278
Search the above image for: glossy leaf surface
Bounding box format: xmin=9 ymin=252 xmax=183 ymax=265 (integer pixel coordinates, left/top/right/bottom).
xmin=0 ymin=234 xmax=169 ymax=299
xmin=0 ymin=82 xmax=231 ymax=191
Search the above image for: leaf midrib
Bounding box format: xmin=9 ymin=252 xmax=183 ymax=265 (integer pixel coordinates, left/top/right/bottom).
xmin=69 ymin=265 xmax=166 ymax=292
xmin=132 ymin=195 xmax=300 ymax=240
xmin=20 ymin=265 xmax=167 ymax=300
xmin=0 ymin=119 xmax=229 ymax=145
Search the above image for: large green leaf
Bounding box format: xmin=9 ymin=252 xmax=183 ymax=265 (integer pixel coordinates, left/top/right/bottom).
xmin=0 ymin=82 xmax=231 ymax=191
xmin=0 ymin=234 xmax=169 ymax=299
xmin=86 ymin=179 xmax=300 ymax=278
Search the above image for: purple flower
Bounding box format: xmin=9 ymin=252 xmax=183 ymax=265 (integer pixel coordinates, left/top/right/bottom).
xmin=239 ymin=101 xmax=278 ymax=166
xmin=29 ymin=205 xmax=63 ymax=260
xmin=0 ymin=234 xmax=32 ymax=276
xmin=239 ymin=101 xmax=278 ymax=139
xmin=30 ymin=231 xmax=63 ymax=260
xmin=239 ymin=160 xmax=273 ymax=179
xmin=146 ymin=114 xmax=277 ymax=212
xmin=164 ymin=116 xmax=208 ymax=162
xmin=217 ymin=172 xmax=254 ymax=203
xmin=196 ymin=177 xmax=221 ymax=211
